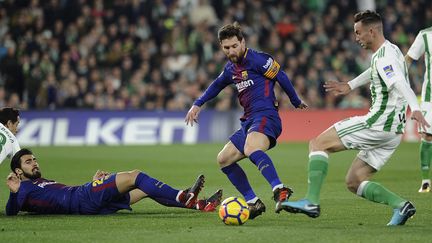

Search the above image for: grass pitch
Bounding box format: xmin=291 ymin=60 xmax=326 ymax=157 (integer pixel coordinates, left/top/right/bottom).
xmin=0 ymin=142 xmax=431 ymax=242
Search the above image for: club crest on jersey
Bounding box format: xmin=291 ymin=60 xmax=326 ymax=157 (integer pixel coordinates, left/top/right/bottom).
xmin=383 ymin=65 xmax=395 ymax=78
xmin=241 ymin=71 xmax=248 ymax=80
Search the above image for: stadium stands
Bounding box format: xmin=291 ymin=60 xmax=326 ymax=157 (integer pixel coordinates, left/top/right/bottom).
xmin=0 ymin=0 xmax=430 ymax=110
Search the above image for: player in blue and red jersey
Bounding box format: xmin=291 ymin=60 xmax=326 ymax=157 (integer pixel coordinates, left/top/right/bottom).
xmin=185 ymin=23 xmax=307 ymax=219
xmin=5 ymin=148 xmax=222 ymax=215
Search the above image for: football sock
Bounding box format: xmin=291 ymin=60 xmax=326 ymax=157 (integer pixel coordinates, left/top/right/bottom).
xmin=420 ymin=140 xmax=432 ymax=180
xmin=221 ymin=163 xmax=257 ymax=201
xmin=305 ymin=152 xmax=328 ymax=204
xmin=135 ymin=172 xmax=179 ymax=201
xmin=249 ymin=150 xmax=282 ymax=189
xmin=358 ymin=181 xmax=405 ymax=209
xmin=150 ymin=197 xmax=184 ymax=208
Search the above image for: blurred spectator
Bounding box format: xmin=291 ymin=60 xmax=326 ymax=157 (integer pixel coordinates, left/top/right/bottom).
xmin=0 ymin=0 xmax=429 ymax=110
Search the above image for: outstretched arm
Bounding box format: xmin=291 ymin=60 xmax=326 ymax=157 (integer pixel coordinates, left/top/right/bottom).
xmin=5 ymin=173 xmax=21 ymax=216
xmin=324 ymin=68 xmax=372 ymax=96
xmin=275 ymin=71 xmax=307 ymax=109
xmin=185 ymin=73 xmax=229 ymax=126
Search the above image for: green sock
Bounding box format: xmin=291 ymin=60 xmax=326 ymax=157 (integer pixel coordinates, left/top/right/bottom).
xmin=361 ymin=181 xmax=405 ymax=209
xmin=305 ymin=154 xmax=328 ymax=204
xmin=420 ymin=140 xmax=432 ymax=180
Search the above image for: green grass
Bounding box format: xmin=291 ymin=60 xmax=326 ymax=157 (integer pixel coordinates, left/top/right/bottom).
xmin=0 ymin=143 xmax=431 ymax=242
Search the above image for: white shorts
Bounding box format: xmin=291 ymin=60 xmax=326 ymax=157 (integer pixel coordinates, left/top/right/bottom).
xmin=419 ymin=102 xmax=432 ymax=134
xmin=334 ymin=116 xmax=402 ymax=170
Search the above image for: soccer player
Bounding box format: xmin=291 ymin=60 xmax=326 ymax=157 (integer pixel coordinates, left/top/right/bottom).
xmin=185 ymin=22 xmax=307 ymax=219
xmin=5 ymin=148 xmax=222 ymax=215
xmin=0 ymin=107 xmax=20 ymax=164
xmin=405 ymin=26 xmax=432 ymax=193
xmin=281 ymin=11 xmax=429 ymax=226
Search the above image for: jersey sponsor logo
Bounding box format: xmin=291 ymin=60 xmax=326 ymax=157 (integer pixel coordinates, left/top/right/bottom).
xmin=263 ymin=57 xmax=273 ymax=69
xmin=235 ymin=79 xmax=255 ymax=92
xmin=37 ymin=181 xmax=58 ymax=188
xmin=383 ymin=65 xmax=395 ymax=78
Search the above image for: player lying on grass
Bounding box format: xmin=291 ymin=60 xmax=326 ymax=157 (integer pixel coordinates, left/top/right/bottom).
xmin=5 ymin=148 xmax=222 ymax=216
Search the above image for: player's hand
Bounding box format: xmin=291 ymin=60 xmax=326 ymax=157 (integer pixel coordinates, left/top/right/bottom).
xmin=6 ymin=173 xmax=21 ymax=193
xmin=93 ymin=170 xmax=110 ymax=180
xmin=324 ymin=80 xmax=351 ymax=96
xmin=185 ymin=105 xmax=201 ymax=126
xmin=411 ymin=110 xmax=431 ymax=131
xmin=297 ymin=101 xmax=308 ymax=109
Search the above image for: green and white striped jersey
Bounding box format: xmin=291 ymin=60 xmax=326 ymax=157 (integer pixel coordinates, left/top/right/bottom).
xmin=407 ymin=27 xmax=432 ymax=102
xmin=366 ymin=40 xmax=410 ymax=133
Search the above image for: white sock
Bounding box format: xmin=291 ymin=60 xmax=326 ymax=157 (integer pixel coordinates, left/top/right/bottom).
xmin=246 ymin=197 xmax=259 ymax=204
xmin=272 ymin=184 xmax=284 ymax=192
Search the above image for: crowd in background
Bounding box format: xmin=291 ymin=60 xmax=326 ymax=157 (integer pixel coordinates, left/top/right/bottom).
xmin=0 ymin=0 xmax=431 ymax=111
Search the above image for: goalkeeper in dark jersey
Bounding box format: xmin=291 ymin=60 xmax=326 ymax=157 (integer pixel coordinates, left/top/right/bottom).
xmin=185 ymin=22 xmax=307 ymax=219
xmin=6 ymin=148 xmax=222 ymax=215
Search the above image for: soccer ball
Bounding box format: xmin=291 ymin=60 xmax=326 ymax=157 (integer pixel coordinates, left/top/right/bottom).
xmin=218 ymin=197 xmax=250 ymax=225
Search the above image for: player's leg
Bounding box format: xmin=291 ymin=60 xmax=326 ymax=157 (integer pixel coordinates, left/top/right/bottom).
xmin=418 ymin=133 xmax=432 ymax=192
xmin=350 ymin=139 xmax=416 ymax=225
xmin=348 ymin=157 xmax=406 ymax=208
xmin=218 ymin=139 xmax=267 ymax=218
xmin=243 ymin=114 xmax=296 ymax=213
xmin=129 ymin=189 xmax=147 ymax=205
xmin=418 ymin=102 xmax=432 ymax=192
xmin=243 ymin=131 xmax=293 ymax=212
xmin=281 ymin=126 xmax=345 ymax=217
xmin=116 ymin=170 xmax=204 ymax=208
xmin=218 ymin=141 xmax=254 ymax=201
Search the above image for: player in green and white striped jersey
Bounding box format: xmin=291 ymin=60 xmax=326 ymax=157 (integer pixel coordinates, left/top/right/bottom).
xmin=406 ymin=27 xmax=432 ymax=193
xmin=281 ymin=10 xmax=429 ymax=226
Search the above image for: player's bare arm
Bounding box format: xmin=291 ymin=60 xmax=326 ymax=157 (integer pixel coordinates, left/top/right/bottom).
xmin=404 ymin=55 xmax=414 ymax=68
xmin=185 ymin=105 xmax=201 ymax=126
xmin=411 ymin=110 xmax=431 ymax=131
xmin=324 ymin=81 xmax=351 ymax=96
xmin=6 ymin=172 xmax=21 ymax=193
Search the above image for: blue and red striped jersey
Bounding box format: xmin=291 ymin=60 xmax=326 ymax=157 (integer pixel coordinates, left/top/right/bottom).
xmin=194 ymin=48 xmax=300 ymax=119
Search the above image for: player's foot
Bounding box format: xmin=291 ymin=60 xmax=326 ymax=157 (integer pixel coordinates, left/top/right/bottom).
xmin=196 ymin=189 xmax=223 ymax=212
xmin=273 ymin=186 xmax=294 ymax=213
xmin=181 ymin=174 xmax=205 ymax=208
xmin=387 ymin=201 xmax=416 ymax=226
xmin=280 ymin=199 xmax=320 ymax=218
xmin=418 ymin=180 xmax=431 ymax=193
xmin=248 ymin=198 xmax=266 ymax=219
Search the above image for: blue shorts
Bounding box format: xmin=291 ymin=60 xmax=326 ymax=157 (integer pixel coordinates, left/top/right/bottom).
xmin=230 ymin=112 xmax=282 ymax=154
xmin=77 ymin=174 xmax=132 ymax=215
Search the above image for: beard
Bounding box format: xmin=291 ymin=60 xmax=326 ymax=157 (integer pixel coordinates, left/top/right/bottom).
xmin=228 ymin=50 xmax=245 ymax=63
xmin=23 ymin=169 xmax=42 ymax=179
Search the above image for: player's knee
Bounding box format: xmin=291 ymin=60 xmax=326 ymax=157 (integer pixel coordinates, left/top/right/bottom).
xmin=217 ymin=152 xmax=228 ymax=167
xmin=128 ymin=170 xmax=142 ymax=184
xmin=345 ymin=177 xmax=360 ymax=193
xmin=243 ymin=146 xmax=257 ymax=157
xmin=309 ymin=138 xmax=321 ymax=152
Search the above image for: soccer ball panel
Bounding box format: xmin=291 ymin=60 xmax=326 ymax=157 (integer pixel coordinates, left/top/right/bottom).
xmin=218 ymin=197 xmax=250 ymax=225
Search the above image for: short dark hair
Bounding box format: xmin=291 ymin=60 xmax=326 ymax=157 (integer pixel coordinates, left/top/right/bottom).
xmin=218 ymin=22 xmax=244 ymax=42
xmin=354 ymin=10 xmax=382 ymax=25
xmin=0 ymin=107 xmax=20 ymax=126
xmin=11 ymin=148 xmax=33 ymax=172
